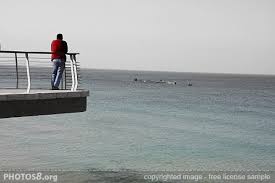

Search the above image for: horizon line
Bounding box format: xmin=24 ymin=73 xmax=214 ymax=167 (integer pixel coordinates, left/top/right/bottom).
xmin=81 ymin=67 xmax=275 ymax=77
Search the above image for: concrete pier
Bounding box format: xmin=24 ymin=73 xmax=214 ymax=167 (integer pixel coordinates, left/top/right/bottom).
xmin=0 ymin=89 xmax=89 ymax=118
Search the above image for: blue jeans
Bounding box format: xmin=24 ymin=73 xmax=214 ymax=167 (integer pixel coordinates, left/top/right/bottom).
xmin=51 ymin=59 xmax=65 ymax=88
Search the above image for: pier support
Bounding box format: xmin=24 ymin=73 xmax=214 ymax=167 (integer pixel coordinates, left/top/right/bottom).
xmin=0 ymin=89 xmax=89 ymax=118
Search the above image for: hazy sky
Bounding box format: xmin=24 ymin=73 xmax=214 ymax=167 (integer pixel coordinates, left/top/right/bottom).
xmin=0 ymin=0 xmax=274 ymax=74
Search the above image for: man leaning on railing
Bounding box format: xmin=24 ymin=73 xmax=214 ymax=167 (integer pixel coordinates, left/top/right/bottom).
xmin=51 ymin=33 xmax=68 ymax=90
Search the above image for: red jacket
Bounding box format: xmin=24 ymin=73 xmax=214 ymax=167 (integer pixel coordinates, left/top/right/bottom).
xmin=51 ymin=39 xmax=68 ymax=61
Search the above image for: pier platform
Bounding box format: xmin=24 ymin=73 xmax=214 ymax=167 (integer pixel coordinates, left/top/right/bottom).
xmin=0 ymin=89 xmax=89 ymax=118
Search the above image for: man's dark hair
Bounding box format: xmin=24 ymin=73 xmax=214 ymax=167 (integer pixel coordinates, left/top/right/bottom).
xmin=57 ymin=34 xmax=63 ymax=40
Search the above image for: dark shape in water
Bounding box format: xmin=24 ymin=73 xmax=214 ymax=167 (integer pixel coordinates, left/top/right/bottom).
xmin=134 ymin=78 xmax=176 ymax=85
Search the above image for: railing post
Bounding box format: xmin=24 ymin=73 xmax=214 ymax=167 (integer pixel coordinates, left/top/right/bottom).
xmin=25 ymin=53 xmax=31 ymax=93
xmin=14 ymin=53 xmax=19 ymax=89
xmin=64 ymin=65 xmax=67 ymax=90
xmin=70 ymin=55 xmax=75 ymax=91
xmin=61 ymin=73 xmax=64 ymax=90
xmin=72 ymin=54 xmax=78 ymax=91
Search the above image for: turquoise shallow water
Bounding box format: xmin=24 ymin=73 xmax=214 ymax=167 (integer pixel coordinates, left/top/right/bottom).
xmin=0 ymin=69 xmax=274 ymax=171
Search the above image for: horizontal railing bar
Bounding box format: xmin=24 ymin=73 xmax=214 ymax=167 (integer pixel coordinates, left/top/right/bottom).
xmin=65 ymin=77 xmax=82 ymax=79
xmin=0 ymin=67 xmax=15 ymax=72
xmin=19 ymin=72 xmax=52 ymax=74
xmin=29 ymin=58 xmax=51 ymax=60
xmin=15 ymin=78 xmax=47 ymax=79
xmin=29 ymin=57 xmax=51 ymax=58
xmin=28 ymin=61 xmax=52 ymax=62
xmin=64 ymin=80 xmax=82 ymax=82
xmin=65 ymin=68 xmax=81 ymax=70
xmin=18 ymin=74 xmax=50 ymax=76
xmin=0 ymin=56 xmax=26 ymax=59
xmin=16 ymin=77 xmax=50 ymax=79
xmin=64 ymin=78 xmax=82 ymax=80
xmin=0 ymin=57 xmax=17 ymax=59
xmin=0 ymin=50 xmax=79 ymax=55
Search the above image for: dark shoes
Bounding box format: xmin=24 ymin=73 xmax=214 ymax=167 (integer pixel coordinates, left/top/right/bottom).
xmin=52 ymin=86 xmax=59 ymax=90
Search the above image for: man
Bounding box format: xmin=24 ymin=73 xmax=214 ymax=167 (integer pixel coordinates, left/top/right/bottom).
xmin=51 ymin=33 xmax=68 ymax=90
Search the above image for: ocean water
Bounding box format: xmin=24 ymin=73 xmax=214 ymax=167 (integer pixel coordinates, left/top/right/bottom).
xmin=0 ymin=69 xmax=274 ymax=173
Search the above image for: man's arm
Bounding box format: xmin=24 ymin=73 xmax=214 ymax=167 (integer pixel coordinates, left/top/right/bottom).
xmin=63 ymin=41 xmax=68 ymax=54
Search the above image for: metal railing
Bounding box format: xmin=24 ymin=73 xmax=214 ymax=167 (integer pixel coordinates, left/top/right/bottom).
xmin=0 ymin=50 xmax=80 ymax=93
